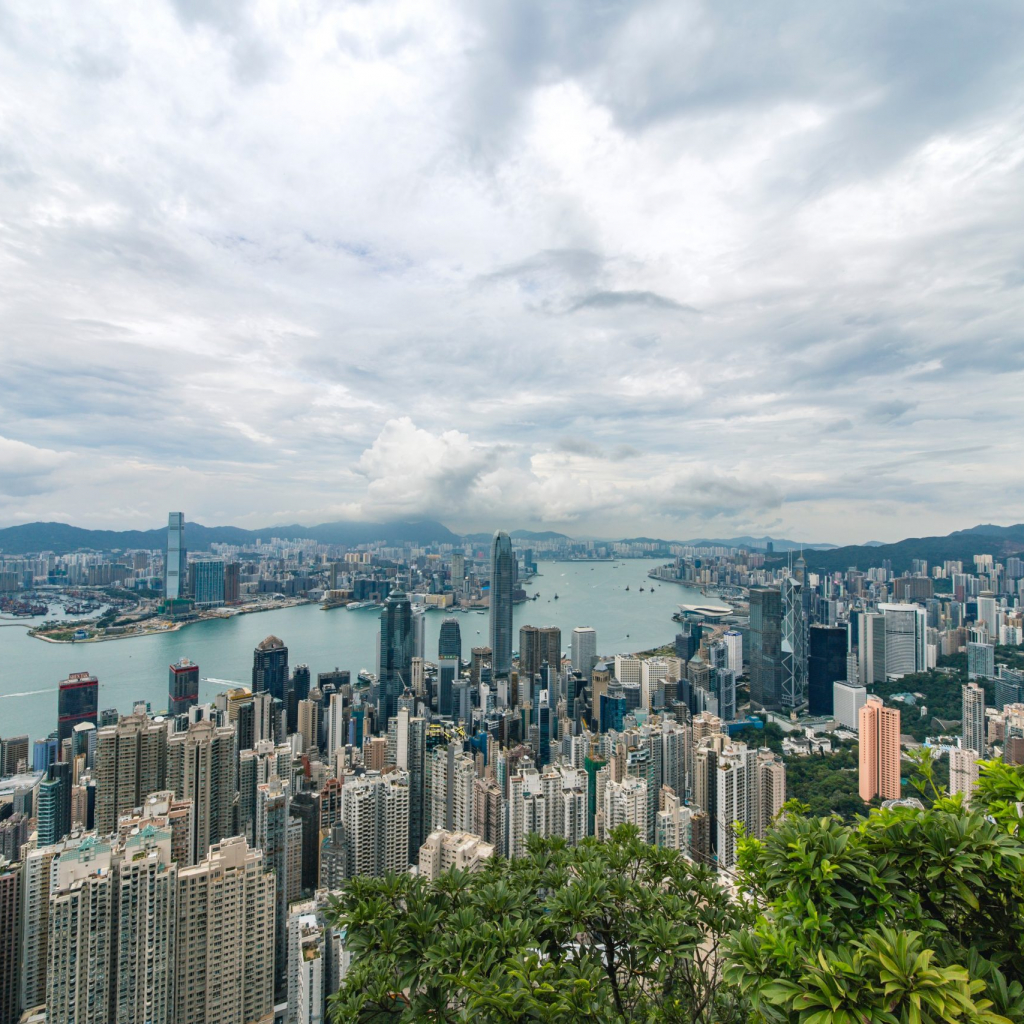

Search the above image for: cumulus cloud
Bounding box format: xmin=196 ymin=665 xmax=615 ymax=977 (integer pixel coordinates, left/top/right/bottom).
xmin=0 ymin=0 xmax=1021 ymax=544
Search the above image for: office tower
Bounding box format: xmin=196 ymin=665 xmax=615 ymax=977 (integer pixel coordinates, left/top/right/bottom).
xmin=169 ymin=657 xmax=200 ymax=716
xmin=780 ymin=577 xmax=806 ymax=708
xmin=879 ymin=603 xmax=927 ymax=679
xmin=379 ymin=590 xmax=413 ymax=727
xmin=520 ymin=625 xmax=561 ymax=682
xmin=33 ymin=735 xmax=59 ymax=772
xmin=175 ymin=837 xmax=275 ymax=1024
xmin=38 ymin=760 xmax=72 ymax=845
xmin=253 ymin=635 xmax=289 ymax=700
xmin=338 ymin=770 xmax=411 ymax=878
xmin=858 ymin=696 xmax=901 ymax=801
xmin=411 ymin=606 xmax=426 ymax=661
xmin=451 ymin=551 xmax=466 ymax=587
xmin=962 ymin=682 xmax=986 ymax=756
xmin=489 ymin=531 xmax=514 ymax=678
xmin=94 ymin=712 xmax=167 ymax=836
xmin=833 ymin=681 xmax=867 ymax=730
xmin=857 ymin=612 xmax=886 ymax=685
xmin=58 ymin=671 xmax=99 ymax=745
xmin=165 ymin=512 xmax=187 ymax=600
xmin=950 ymin=747 xmax=980 ymax=804
xmin=439 ymin=616 xmax=462 ymax=660
xmin=722 ymin=630 xmax=743 ymax=672
xmin=977 ymin=590 xmax=999 ymax=640
xmin=749 ymin=588 xmax=783 ymax=708
xmin=166 ymin=719 xmax=238 ymax=864
xmin=570 ymin=626 xmax=597 ymax=677
xmin=714 ymin=668 xmax=738 ymax=722
xmin=256 ymin=775 xmax=290 ymax=1001
xmin=287 ymin=664 xmax=311 ymax=735
xmin=0 ymin=858 xmax=18 ymax=1024
xmin=191 ymin=559 xmax=225 ymax=607
xmin=223 ymin=561 xmax=240 ymax=604
xmin=808 ymin=624 xmax=847 ymax=716
xmin=419 ymin=829 xmax=495 ymax=881
xmin=967 ymin=642 xmax=995 ymax=680
xmin=406 ymin=716 xmax=428 ymax=860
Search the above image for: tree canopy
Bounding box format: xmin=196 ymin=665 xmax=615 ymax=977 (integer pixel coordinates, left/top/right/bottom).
xmin=328 ymin=758 xmax=1024 ymax=1023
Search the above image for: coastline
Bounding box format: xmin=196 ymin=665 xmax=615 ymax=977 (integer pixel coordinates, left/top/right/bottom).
xmin=28 ymin=597 xmax=315 ymax=644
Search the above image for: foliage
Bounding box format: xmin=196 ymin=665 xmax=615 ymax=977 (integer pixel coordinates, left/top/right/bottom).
xmin=784 ymin=742 xmax=866 ymax=821
xmin=330 ymin=762 xmax=1024 ymax=1024
xmin=328 ymin=826 xmax=746 ymax=1024
xmin=730 ymin=723 xmax=786 ymax=755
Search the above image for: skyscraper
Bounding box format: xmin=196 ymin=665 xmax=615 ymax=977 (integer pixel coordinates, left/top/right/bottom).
xmin=489 ymin=531 xmax=514 ymax=678
xmin=519 ymin=625 xmax=562 ymax=683
xmin=256 ymin=775 xmax=290 ymax=1001
xmin=858 ymin=696 xmax=901 ymax=801
xmin=439 ymin=617 xmax=462 ymax=660
xmin=168 ymin=657 xmax=200 ymax=716
xmin=570 ymin=626 xmax=597 ymax=677
xmin=252 ymin=635 xmax=289 ymax=701
xmin=808 ymin=624 xmax=847 ymax=716
xmin=962 ymin=681 xmax=986 ymax=756
xmin=0 ymin=858 xmax=19 ymax=1024
xmin=94 ymin=712 xmax=167 ymax=836
xmin=337 ymin=770 xmax=410 ymax=878
xmin=58 ymin=671 xmax=98 ymax=745
xmin=165 ymin=512 xmax=187 ymax=600
xmin=37 ymin=760 xmax=72 ymax=845
xmin=166 ymin=719 xmax=237 ymax=864
xmin=780 ymin=577 xmax=806 ymax=708
xmin=379 ymin=590 xmax=413 ymax=727
xmin=879 ymin=603 xmax=927 ymax=679
xmin=749 ymin=588 xmax=782 ymax=708
xmin=190 ymin=559 xmax=225 ymax=607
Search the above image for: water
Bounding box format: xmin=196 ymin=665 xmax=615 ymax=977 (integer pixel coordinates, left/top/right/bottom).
xmin=0 ymin=559 xmax=707 ymax=741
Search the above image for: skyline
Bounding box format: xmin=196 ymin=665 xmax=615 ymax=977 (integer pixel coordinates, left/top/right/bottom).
xmin=2 ymin=1 xmax=1023 ymax=544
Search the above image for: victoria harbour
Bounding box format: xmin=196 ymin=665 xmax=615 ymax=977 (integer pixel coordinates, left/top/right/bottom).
xmin=0 ymin=559 xmax=701 ymax=740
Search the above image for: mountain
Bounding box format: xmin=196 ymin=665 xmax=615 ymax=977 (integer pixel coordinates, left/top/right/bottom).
xmin=677 ymin=536 xmax=837 ymax=552
xmin=0 ymin=519 xmax=457 ymax=554
xmin=790 ymin=523 xmax=1024 ymax=575
xmin=510 ymin=530 xmax=571 ymax=541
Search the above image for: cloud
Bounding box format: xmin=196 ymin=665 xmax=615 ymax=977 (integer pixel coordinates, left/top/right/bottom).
xmin=0 ymin=0 xmax=1021 ymax=544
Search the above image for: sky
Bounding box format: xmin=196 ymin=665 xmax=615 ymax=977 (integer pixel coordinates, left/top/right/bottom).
xmin=1 ymin=1 xmax=1022 ymax=545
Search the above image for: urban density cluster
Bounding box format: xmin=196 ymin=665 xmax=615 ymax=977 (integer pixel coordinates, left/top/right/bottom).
xmin=1 ymin=516 xmax=1023 ymax=1023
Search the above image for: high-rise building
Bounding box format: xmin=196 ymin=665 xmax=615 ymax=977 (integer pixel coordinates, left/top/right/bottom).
xmin=58 ymin=672 xmax=98 ymax=745
xmin=962 ymin=682 xmax=986 ymax=756
xmin=977 ymin=591 xmax=999 ymax=641
xmin=967 ymin=642 xmax=995 ymax=681
xmin=451 ymin=552 xmax=466 ymax=587
xmin=858 ymin=696 xmax=901 ymax=801
xmin=857 ymin=612 xmax=886 ymax=685
xmin=489 ymin=531 xmax=514 ymax=678
xmin=174 ymin=836 xmax=275 ymax=1024
xmin=715 ymin=745 xmax=751 ymax=873
xmin=519 ymin=625 xmax=562 ymax=684
xmin=950 ymin=747 xmax=980 ymax=804
xmin=419 ymin=829 xmax=495 ymax=881
xmin=833 ymin=681 xmax=867 ymax=730
xmin=337 ymin=770 xmax=410 ymax=878
xmin=191 ymin=559 xmax=225 ymax=607
xmin=780 ymin=577 xmax=806 ymax=708
xmin=164 ymin=512 xmax=187 ymax=600
xmin=223 ymin=561 xmax=241 ymax=604
xmin=37 ymin=760 xmax=72 ymax=845
xmin=253 ymin=635 xmax=289 ymax=701
xmin=256 ymin=775 xmax=290 ymax=1001
xmin=0 ymin=734 xmax=28 ymax=777
xmin=0 ymin=857 xmax=19 ymax=1024
xmin=166 ymin=719 xmax=237 ymax=864
xmin=722 ymin=630 xmax=743 ymax=672
xmin=749 ymin=588 xmax=783 ymax=708
xmin=808 ymin=624 xmax=847 ymax=716
xmin=168 ymin=657 xmax=200 ymax=716
xmin=599 ymin=776 xmax=647 ymax=840
xmin=94 ymin=712 xmax=167 ymax=836
xmin=438 ymin=617 xmax=462 ymax=660
xmin=379 ymin=590 xmax=413 ymax=727
xmin=570 ymin=627 xmax=598 ymax=677
xmin=879 ymin=603 xmax=927 ymax=679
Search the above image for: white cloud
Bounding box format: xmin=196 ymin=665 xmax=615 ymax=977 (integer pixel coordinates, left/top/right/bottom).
xmin=0 ymin=0 xmax=1022 ymax=543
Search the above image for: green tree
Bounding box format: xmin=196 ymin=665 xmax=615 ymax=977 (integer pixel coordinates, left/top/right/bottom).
xmin=328 ymin=826 xmax=746 ymax=1024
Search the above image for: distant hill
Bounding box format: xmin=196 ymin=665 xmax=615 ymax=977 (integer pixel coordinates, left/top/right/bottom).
xmin=510 ymin=529 xmax=571 ymax=541
xmin=678 ymin=536 xmax=837 ymax=552
xmin=789 ymin=523 xmax=1024 ymax=575
xmin=0 ymin=518 xmax=458 ymax=554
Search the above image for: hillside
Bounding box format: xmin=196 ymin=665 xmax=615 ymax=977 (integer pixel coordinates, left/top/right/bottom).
xmin=789 ymin=523 xmax=1024 ymax=575
xmin=0 ymin=518 xmax=458 ymax=554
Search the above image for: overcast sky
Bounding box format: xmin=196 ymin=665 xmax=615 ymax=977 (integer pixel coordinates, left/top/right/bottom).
xmin=1 ymin=1 xmax=1022 ymax=544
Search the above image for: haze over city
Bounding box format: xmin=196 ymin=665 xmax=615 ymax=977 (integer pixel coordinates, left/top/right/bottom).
xmin=2 ymin=1 xmax=1023 ymax=544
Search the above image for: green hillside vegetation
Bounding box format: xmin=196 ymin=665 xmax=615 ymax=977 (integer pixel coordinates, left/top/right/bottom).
xmin=328 ymin=758 xmax=1024 ymax=1023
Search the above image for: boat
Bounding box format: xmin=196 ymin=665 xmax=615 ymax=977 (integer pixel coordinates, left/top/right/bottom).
xmin=553 ymin=593 xmax=559 ymax=600
xmin=639 ymin=587 xmax=645 ymax=592
xmin=625 ymin=586 xmax=630 ymax=591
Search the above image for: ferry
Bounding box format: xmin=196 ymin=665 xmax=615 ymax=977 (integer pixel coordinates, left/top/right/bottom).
xmin=345 ymin=601 xmax=376 ymax=610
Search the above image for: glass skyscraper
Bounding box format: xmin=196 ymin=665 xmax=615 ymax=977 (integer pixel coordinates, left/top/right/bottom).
xmin=489 ymin=530 xmax=514 ymax=678
xmin=379 ymin=590 xmax=413 ymax=726
xmin=191 ymin=559 xmax=225 ymax=607
xmin=165 ymin=511 xmax=187 ymax=600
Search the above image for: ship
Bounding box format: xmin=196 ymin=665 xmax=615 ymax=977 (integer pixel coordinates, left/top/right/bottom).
xmin=625 ymin=585 xmax=630 ymax=591
xmin=553 ymin=593 xmax=559 ymax=600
